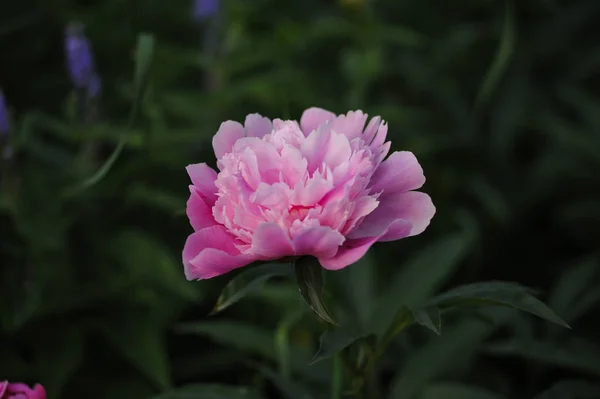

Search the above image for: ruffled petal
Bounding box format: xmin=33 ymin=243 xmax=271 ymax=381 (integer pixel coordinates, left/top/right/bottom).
xmin=183 ymin=226 xmax=255 ymax=280
xmin=300 ymin=107 xmax=336 ymax=136
xmin=186 ymin=163 xmax=218 ymax=205
xmin=292 ymin=226 xmax=345 ymax=259
xmin=212 ymin=121 xmax=245 ymax=158
xmin=244 ymin=113 xmax=273 ymax=138
xmin=187 ymin=187 xmax=217 ymax=231
xmin=250 ymin=223 xmax=294 ymax=259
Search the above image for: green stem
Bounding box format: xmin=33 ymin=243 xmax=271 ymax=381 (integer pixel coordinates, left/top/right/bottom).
xmin=331 ymin=354 xmax=343 ymax=399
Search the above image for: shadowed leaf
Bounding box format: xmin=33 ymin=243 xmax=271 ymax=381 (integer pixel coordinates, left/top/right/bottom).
xmin=294 ymin=257 xmax=338 ymax=325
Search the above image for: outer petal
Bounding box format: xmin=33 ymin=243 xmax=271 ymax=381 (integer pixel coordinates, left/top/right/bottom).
xmin=186 ymin=163 xmax=218 ymax=205
xmin=187 ymin=187 xmax=217 ymax=231
xmin=349 ymin=191 xmax=434 ymax=240
xmin=318 ymin=236 xmax=378 ymax=270
xmin=292 ymin=226 xmax=345 ymax=259
xmin=369 ymin=151 xmax=425 ymax=194
xmin=0 ymin=381 xmax=7 ymax=396
xmin=250 ymin=223 xmax=294 ymax=259
xmin=183 ymin=226 xmax=255 ymax=280
xmin=212 ymin=121 xmax=245 ymax=158
xmin=31 ymin=384 xmax=47 ymax=399
xmin=300 ymin=107 xmax=336 ymax=136
xmin=244 ymin=114 xmax=273 ymax=138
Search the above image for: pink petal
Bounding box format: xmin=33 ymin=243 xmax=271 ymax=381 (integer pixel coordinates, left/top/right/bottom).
xmin=362 ymin=116 xmax=381 ymax=144
xmin=300 ymin=107 xmax=336 ymax=136
xmin=212 ymin=121 xmax=245 ymax=158
xmin=376 ymin=218 xmax=413 ymax=242
xmin=244 ymin=113 xmax=273 ymax=138
xmin=187 ymin=187 xmax=217 ymax=231
xmin=292 ymin=226 xmax=345 ymax=259
xmin=318 ymin=236 xmax=378 ymax=270
xmin=0 ymin=381 xmax=7 ymax=396
xmin=301 ymin=125 xmax=331 ymax=173
xmin=250 ymin=223 xmax=294 ymax=259
xmin=31 ymin=385 xmax=47 ymax=399
xmin=186 ymin=163 xmax=218 ymax=205
xmin=351 ymin=191 xmax=434 ymax=242
xmin=384 ymin=191 xmax=435 ymax=237
xmin=183 ymin=226 xmax=254 ymax=280
xmin=329 ymin=110 xmax=368 ymax=141
xmin=370 ymin=121 xmax=388 ymax=150
xmin=369 ymin=151 xmax=426 ymax=194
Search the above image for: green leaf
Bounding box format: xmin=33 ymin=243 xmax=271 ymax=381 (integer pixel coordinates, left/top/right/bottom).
xmin=34 ymin=328 xmax=84 ymax=399
xmin=373 ymin=233 xmax=469 ymax=336
xmin=389 ymin=308 xmax=513 ymax=399
xmin=475 ymin=0 xmax=515 ymax=110
xmin=134 ymin=33 xmax=156 ymax=96
xmin=148 ymin=384 xmax=263 ymax=399
xmin=533 ymin=380 xmax=600 ymax=399
xmin=101 ymin=313 xmax=171 ymax=391
xmin=485 ymin=338 xmax=600 ymax=376
xmin=111 ymin=230 xmax=199 ymax=304
xmin=549 ymin=257 xmax=598 ymax=324
xmin=420 ymin=383 xmax=507 ymax=399
xmin=294 ymin=256 xmax=338 ymax=325
xmin=311 ymin=324 xmax=366 ymax=364
xmin=176 ymin=321 xmax=275 ymax=359
xmin=254 ymin=365 xmax=314 ymax=399
xmin=210 ymin=262 xmax=293 ymax=315
xmin=332 ymin=251 xmax=376 ymax=329
xmin=426 ymin=281 xmax=570 ymax=328
xmin=413 ymin=306 xmax=442 ymax=335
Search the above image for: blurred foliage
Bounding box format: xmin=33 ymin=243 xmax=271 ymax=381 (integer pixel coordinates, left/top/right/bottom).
xmin=1 ymin=0 xmax=600 ymax=398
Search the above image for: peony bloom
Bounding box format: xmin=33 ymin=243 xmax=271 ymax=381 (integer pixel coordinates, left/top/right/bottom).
xmin=0 ymin=381 xmax=46 ymax=399
xmin=183 ymin=108 xmax=435 ymax=280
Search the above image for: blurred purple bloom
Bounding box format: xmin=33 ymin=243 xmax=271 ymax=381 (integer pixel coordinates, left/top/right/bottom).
xmin=87 ymin=73 xmax=102 ymax=98
xmin=0 ymin=90 xmax=9 ymax=135
xmin=193 ymin=0 xmax=219 ymax=19
xmin=65 ymin=22 xmax=98 ymax=94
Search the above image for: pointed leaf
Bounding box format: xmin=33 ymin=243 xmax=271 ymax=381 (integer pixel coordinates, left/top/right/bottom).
xmin=372 ymin=233 xmax=469 ymax=336
xmin=413 ymin=306 xmax=442 ymax=335
xmin=148 ymin=384 xmax=263 ymax=399
xmin=294 ymin=256 xmax=337 ymax=325
xmin=426 ymin=281 xmax=570 ymax=328
xmin=533 ymin=380 xmax=600 ymax=399
xmin=211 ymin=262 xmax=293 ymax=314
xmin=310 ymin=324 xmax=366 ymax=364
xmin=389 ymin=308 xmax=513 ymax=399
xmin=549 ymin=257 xmax=598 ymax=323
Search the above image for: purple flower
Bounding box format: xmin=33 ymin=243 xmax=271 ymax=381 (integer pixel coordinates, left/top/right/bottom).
xmin=0 ymin=89 xmax=9 ymax=135
xmin=193 ymin=0 xmax=219 ymax=19
xmin=64 ymin=22 xmax=98 ymax=94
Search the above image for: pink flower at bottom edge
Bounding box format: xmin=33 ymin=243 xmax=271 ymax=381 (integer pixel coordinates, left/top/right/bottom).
xmin=1 ymin=381 xmax=46 ymax=399
xmin=183 ymin=107 xmax=436 ymax=280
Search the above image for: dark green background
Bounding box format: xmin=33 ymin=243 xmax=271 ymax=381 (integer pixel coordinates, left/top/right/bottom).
xmin=1 ymin=0 xmax=599 ymax=398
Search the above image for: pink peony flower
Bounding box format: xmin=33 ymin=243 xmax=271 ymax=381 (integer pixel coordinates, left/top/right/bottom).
xmin=0 ymin=381 xmax=46 ymax=399
xmin=183 ymin=107 xmax=435 ymax=280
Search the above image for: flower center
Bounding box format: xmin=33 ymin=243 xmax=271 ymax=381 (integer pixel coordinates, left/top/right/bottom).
xmin=288 ymin=205 xmax=313 ymax=221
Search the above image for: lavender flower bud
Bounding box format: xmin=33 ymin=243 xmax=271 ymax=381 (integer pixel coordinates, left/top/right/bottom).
xmin=193 ymin=0 xmax=219 ymax=20
xmin=65 ymin=22 xmax=96 ymax=91
xmin=0 ymin=90 xmax=9 ymax=135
